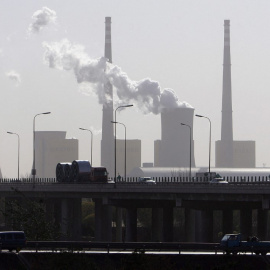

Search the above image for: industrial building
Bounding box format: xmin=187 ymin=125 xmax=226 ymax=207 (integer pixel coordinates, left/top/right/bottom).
xmin=115 ymin=139 xmax=141 ymax=178
xmin=33 ymin=131 xmax=78 ymax=178
xmin=156 ymin=107 xmax=196 ymax=168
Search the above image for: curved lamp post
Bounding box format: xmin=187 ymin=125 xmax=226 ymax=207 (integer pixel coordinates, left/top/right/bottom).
xmin=111 ymin=121 xmax=127 ymax=181
xmin=114 ymin=104 xmax=133 ymax=181
xmin=181 ymin=123 xmax=191 ymax=180
xmin=195 ymin=114 xmax=211 ymax=176
xmin=32 ymin=112 xmax=51 ymax=183
xmin=7 ymin=132 xmax=20 ymax=180
xmin=79 ymin=128 xmax=93 ymax=166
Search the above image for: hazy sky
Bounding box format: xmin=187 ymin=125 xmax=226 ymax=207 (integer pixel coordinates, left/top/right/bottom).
xmin=1 ymin=0 xmax=270 ymax=178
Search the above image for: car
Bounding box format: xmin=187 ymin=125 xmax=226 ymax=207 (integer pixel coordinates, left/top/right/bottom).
xmin=209 ymin=177 xmax=228 ymax=184
xmin=138 ymin=177 xmax=156 ymax=184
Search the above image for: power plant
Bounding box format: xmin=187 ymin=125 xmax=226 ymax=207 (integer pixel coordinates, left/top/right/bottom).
xmin=98 ymin=17 xmax=256 ymax=179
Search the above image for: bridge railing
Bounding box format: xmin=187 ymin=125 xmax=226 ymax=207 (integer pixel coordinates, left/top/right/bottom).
xmin=0 ymin=175 xmax=269 ymax=184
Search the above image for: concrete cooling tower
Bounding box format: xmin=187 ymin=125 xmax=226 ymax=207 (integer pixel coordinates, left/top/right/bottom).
xmin=159 ymin=107 xmax=196 ymax=167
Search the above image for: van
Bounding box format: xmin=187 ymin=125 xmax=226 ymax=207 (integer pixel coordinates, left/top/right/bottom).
xmin=0 ymin=231 xmax=26 ymax=252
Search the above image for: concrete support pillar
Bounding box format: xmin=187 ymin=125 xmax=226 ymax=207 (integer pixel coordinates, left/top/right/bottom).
xmin=94 ymin=198 xmax=112 ymax=242
xmin=61 ymin=198 xmax=69 ymax=238
xmin=240 ymin=208 xmax=252 ymax=240
xmin=163 ymin=206 xmax=174 ymax=242
xmin=72 ymin=198 xmax=82 ymax=240
xmin=152 ymin=208 xmax=163 ymax=242
xmin=116 ymin=207 xmax=123 ymax=242
xmin=53 ymin=199 xmax=61 ymax=229
xmin=45 ymin=199 xmax=55 ymax=224
xmin=223 ymin=209 xmax=233 ymax=235
xmin=94 ymin=199 xmax=103 ymax=241
xmin=196 ymin=210 xmax=213 ymax=242
xmin=257 ymin=209 xmax=268 ymax=240
xmin=185 ymin=208 xmax=196 ymax=242
xmin=125 ymin=207 xmax=137 ymax=242
xmin=102 ymin=204 xmax=112 ymax=242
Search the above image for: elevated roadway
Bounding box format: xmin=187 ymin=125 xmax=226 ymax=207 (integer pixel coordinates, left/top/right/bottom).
xmin=1 ymin=180 xmax=270 ymax=243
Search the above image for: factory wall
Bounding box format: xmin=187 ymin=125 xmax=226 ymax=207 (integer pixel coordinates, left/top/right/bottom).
xmin=216 ymin=140 xmax=255 ymax=168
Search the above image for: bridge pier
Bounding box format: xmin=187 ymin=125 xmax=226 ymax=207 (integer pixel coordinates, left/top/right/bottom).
xmin=196 ymin=209 xmax=213 ymax=242
xmin=163 ymin=206 xmax=174 ymax=242
xmin=222 ymin=209 xmax=233 ymax=234
xmin=115 ymin=207 xmax=123 ymax=242
xmin=94 ymin=198 xmax=112 ymax=241
xmin=60 ymin=198 xmax=82 ymax=240
xmin=125 ymin=207 xmax=137 ymax=242
xmin=60 ymin=198 xmax=69 ymax=238
xmin=152 ymin=208 xmax=163 ymax=241
xmin=185 ymin=208 xmax=196 ymax=241
xmin=240 ymin=208 xmax=253 ymax=240
xmin=72 ymin=198 xmax=82 ymax=240
xmin=257 ymin=209 xmax=268 ymax=240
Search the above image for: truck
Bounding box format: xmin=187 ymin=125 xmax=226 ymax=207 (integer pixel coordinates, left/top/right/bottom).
xmin=89 ymin=166 xmax=108 ymax=183
xmin=56 ymin=160 xmax=108 ymax=183
xmin=220 ymin=233 xmax=270 ymax=255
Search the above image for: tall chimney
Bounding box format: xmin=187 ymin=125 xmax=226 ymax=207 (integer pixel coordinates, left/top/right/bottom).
xmin=101 ymin=17 xmax=114 ymax=176
xmin=219 ymin=19 xmax=234 ymax=167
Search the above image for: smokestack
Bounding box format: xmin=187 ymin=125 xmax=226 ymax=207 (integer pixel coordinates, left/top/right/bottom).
xmin=101 ymin=17 xmax=114 ymax=176
xmin=218 ymin=19 xmax=234 ymax=167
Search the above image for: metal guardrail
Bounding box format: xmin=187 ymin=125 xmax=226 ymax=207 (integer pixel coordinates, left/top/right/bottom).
xmin=0 ymin=176 xmax=270 ymax=185
xmin=26 ymin=241 xmax=220 ymax=253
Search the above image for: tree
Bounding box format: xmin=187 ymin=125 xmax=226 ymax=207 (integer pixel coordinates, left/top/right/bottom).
xmin=2 ymin=188 xmax=60 ymax=240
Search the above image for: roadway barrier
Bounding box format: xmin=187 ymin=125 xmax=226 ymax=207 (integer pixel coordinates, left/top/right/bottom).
xmin=26 ymin=241 xmax=220 ymax=254
xmin=0 ymin=176 xmax=269 ymax=184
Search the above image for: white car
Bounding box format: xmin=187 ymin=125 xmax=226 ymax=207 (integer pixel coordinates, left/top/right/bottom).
xmin=209 ymin=177 xmax=228 ymax=184
xmin=138 ymin=177 xmax=156 ymax=184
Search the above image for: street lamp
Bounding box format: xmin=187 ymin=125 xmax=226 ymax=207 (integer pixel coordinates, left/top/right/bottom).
xmin=195 ymin=114 xmax=211 ymax=176
xmin=32 ymin=112 xmax=51 ymax=182
xmin=79 ymin=128 xmax=93 ymax=166
xmin=111 ymin=121 xmax=127 ymax=181
xmin=7 ymin=132 xmax=20 ymax=180
xmin=181 ymin=123 xmax=191 ymax=180
xmin=114 ymin=104 xmax=133 ymax=181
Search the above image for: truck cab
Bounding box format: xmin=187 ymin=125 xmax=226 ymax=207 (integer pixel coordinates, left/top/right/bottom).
xmin=220 ymin=233 xmax=241 ymax=248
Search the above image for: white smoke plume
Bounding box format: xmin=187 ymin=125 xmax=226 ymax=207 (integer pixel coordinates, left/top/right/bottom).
xmin=5 ymin=70 xmax=21 ymax=86
xmin=43 ymin=39 xmax=193 ymax=114
xmin=28 ymin=7 xmax=57 ymax=34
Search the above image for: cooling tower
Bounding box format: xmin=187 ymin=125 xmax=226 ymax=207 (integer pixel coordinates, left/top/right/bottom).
xmin=216 ymin=19 xmax=234 ymax=168
xmin=101 ymin=17 xmax=114 ymax=176
xmin=159 ymin=107 xmax=195 ymax=167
